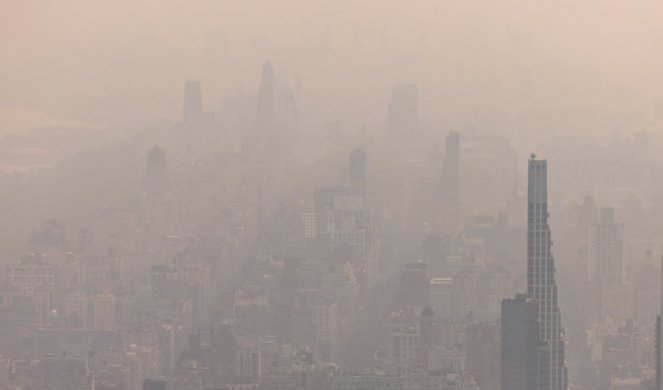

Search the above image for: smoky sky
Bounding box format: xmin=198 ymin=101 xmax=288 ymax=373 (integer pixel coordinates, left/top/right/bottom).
xmin=2 ymin=0 xmax=663 ymax=134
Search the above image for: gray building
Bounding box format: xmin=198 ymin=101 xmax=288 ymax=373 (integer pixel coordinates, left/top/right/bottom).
xmin=501 ymin=294 xmax=546 ymax=390
xmin=182 ymin=80 xmax=202 ymax=123
xmin=587 ymin=207 xmax=624 ymax=283
xmin=527 ymin=156 xmax=567 ymax=390
xmin=387 ymin=83 xmax=418 ymax=136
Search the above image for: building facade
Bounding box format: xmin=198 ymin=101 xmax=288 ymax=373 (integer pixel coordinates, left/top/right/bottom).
xmin=527 ymin=156 xmax=567 ymax=390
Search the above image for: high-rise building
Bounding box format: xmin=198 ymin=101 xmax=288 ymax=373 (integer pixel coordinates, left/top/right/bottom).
xmin=256 ymin=62 xmax=275 ymax=133
xmin=442 ymin=131 xmax=460 ymax=231
xmin=656 ymin=253 xmax=663 ymax=390
xmin=145 ymin=145 xmax=167 ymax=196
xmin=429 ymin=277 xmax=453 ymax=319
xmin=466 ymin=322 xmax=500 ymax=390
xmin=311 ymin=296 xmax=340 ymax=362
xmin=587 ymin=207 xmax=624 ymax=283
xmin=349 ymin=148 xmax=367 ymax=190
xmin=387 ymin=83 xmax=418 ymax=136
xmin=91 ymin=293 xmax=116 ymax=330
xmin=182 ymin=80 xmax=202 ymax=123
xmin=500 ymin=294 xmax=547 ymax=390
xmin=235 ymin=335 xmax=262 ymax=379
xmin=143 ymin=379 xmax=167 ymax=390
xmin=250 ymin=61 xmax=297 ymax=161
xmin=443 ymin=131 xmax=460 ymax=207
xmin=658 ymin=317 xmax=662 ymax=390
xmin=527 ymin=155 xmax=567 ymax=390
xmin=395 ymin=262 xmax=430 ymax=307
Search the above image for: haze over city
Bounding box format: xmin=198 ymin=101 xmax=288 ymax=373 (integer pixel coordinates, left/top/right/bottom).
xmin=1 ymin=1 xmax=663 ymax=389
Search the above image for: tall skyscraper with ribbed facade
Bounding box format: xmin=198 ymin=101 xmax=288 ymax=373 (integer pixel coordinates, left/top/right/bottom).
xmin=527 ymin=155 xmax=567 ymax=390
xmin=656 ymin=253 xmax=663 ymax=390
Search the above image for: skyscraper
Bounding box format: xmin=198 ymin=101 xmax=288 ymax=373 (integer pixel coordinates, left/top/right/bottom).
xmin=349 ymin=148 xmax=367 ymax=190
xmin=587 ymin=207 xmax=624 ymax=283
xmin=182 ymin=80 xmax=202 ymax=123
xmin=467 ymin=321 xmax=500 ymax=390
xmin=387 ymin=83 xmax=418 ymax=136
xmin=443 ymin=131 xmax=460 ymax=211
xmin=145 ymin=145 xmax=167 ymax=196
xmin=256 ymin=61 xmax=275 ymax=133
xmin=501 ymin=294 xmax=544 ymax=390
xmin=656 ymin=253 xmax=663 ymax=390
xmin=143 ymin=379 xmax=166 ymax=390
xmin=252 ymin=61 xmax=297 ymax=162
xmin=444 ymin=131 xmax=460 ymax=202
xmin=527 ymin=155 xmax=567 ymax=390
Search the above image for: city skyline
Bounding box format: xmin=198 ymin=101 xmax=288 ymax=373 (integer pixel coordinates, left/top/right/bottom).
xmin=1 ymin=2 xmax=663 ymax=389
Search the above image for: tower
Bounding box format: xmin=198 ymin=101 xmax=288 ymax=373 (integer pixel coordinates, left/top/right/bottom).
xmin=349 ymin=148 xmax=367 ymax=190
xmin=182 ymin=80 xmax=202 ymax=123
xmin=419 ymin=306 xmax=437 ymax=346
xmin=587 ymin=207 xmax=624 ymax=283
xmin=443 ymin=131 xmax=460 ymax=216
xmin=256 ymin=61 xmax=275 ymax=133
xmin=145 ymin=145 xmax=167 ymax=196
xmin=387 ymin=83 xmax=418 ymax=136
xmin=527 ymin=155 xmax=567 ymax=390
xmin=656 ymin=252 xmax=663 ymax=390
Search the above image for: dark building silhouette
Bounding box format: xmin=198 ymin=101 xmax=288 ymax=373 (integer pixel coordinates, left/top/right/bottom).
xmin=349 ymin=148 xmax=367 ymax=190
xmin=527 ymin=155 xmax=567 ymax=390
xmin=419 ymin=306 xmax=438 ymax=346
xmin=657 ymin=253 xmax=663 ymax=390
xmin=501 ymin=294 xmax=547 ymax=390
xmin=143 ymin=379 xmax=166 ymax=390
xmin=145 ymin=145 xmax=167 ymax=196
xmin=387 ymin=83 xmax=418 ymax=136
xmin=395 ymin=262 xmax=429 ymax=306
xmin=182 ymin=80 xmax=202 ymax=123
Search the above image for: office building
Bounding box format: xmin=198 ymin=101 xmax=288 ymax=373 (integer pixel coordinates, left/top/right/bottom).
xmin=500 ymin=294 xmax=546 ymax=390
xmin=527 ymin=156 xmax=567 ymax=390
xmin=349 ymin=148 xmax=367 ymax=190
xmin=256 ymin=62 xmax=275 ymax=133
xmin=143 ymin=379 xmax=167 ymax=390
xmin=443 ymin=130 xmax=460 ymax=210
xmin=387 ymin=83 xmax=418 ymax=136
xmin=145 ymin=145 xmax=167 ymax=196
xmin=656 ymin=253 xmax=663 ymax=390
xmin=182 ymin=80 xmax=202 ymax=123
xmin=466 ymin=322 xmax=500 ymax=390
xmin=587 ymin=207 xmax=624 ymax=283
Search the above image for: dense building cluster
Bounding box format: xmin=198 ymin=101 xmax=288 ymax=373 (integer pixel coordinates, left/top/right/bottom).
xmin=0 ymin=58 xmax=662 ymax=390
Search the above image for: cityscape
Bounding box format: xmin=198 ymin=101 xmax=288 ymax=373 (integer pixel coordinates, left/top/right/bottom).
xmin=2 ymin=1 xmax=663 ymax=389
